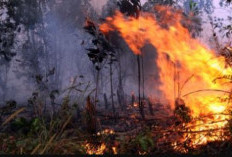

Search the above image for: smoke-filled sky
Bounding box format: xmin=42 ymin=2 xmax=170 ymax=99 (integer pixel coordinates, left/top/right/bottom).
xmin=90 ymin=0 xmax=147 ymax=13
xmin=90 ymin=0 xmax=231 ymax=46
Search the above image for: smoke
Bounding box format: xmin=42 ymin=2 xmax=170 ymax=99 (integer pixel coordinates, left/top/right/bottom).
xmin=90 ymin=0 xmax=108 ymax=14
xmin=0 ymin=0 xmax=230 ymax=108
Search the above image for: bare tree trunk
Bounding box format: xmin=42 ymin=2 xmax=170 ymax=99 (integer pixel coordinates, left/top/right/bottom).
xmin=117 ymin=71 xmax=125 ymax=110
xmin=94 ymin=70 xmax=100 ymax=107
xmin=110 ymin=61 xmax=116 ymax=118
xmin=2 ymin=64 xmax=9 ymax=102
xmin=117 ymin=52 xmax=125 ymax=110
xmin=141 ymin=54 xmax=146 ymax=118
xmin=39 ymin=1 xmax=51 ymax=115
xmin=148 ymin=99 xmax=154 ymax=116
xmin=76 ymin=104 xmax=81 ymax=120
xmin=174 ymin=63 xmax=176 ymax=103
xmin=131 ymin=93 xmax=135 ymax=107
xmin=141 ymin=54 xmax=145 ymax=99
xmin=137 ymin=55 xmax=145 ymax=119
xmin=104 ymin=93 xmax=108 ymax=110
xmin=86 ymin=96 xmax=97 ymax=134
xmin=117 ymin=89 xmax=122 ymax=110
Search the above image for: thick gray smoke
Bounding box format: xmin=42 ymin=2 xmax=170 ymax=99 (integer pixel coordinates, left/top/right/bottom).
xmin=0 ymin=0 xmax=153 ymax=108
xmin=0 ymin=0 xmax=231 ymax=109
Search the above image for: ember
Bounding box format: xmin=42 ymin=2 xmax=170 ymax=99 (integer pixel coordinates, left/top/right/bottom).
xmin=97 ymin=129 xmax=115 ymax=136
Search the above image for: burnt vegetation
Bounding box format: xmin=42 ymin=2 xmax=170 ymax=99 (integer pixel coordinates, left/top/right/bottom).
xmin=1 ymin=0 xmax=232 ymax=156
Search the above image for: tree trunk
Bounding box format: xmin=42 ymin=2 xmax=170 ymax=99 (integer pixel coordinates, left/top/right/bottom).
xmin=137 ymin=55 xmax=145 ymax=119
xmin=117 ymin=89 xmax=122 ymax=110
xmin=110 ymin=61 xmax=116 ymax=118
xmin=104 ymin=93 xmax=109 ymax=110
xmin=141 ymin=54 xmax=145 ymax=99
xmin=117 ymin=52 xmax=125 ymax=110
xmin=148 ymin=99 xmax=154 ymax=116
xmin=2 ymin=64 xmax=9 ymax=102
xmin=94 ymin=70 xmax=100 ymax=107
xmin=131 ymin=93 xmax=135 ymax=107
xmin=86 ymin=96 xmax=97 ymax=134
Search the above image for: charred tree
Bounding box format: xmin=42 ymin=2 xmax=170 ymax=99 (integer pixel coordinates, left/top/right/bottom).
xmin=49 ymin=89 xmax=59 ymax=116
xmin=131 ymin=93 xmax=135 ymax=107
xmin=174 ymin=98 xmax=192 ymax=124
xmin=137 ymin=55 xmax=145 ymax=119
xmin=109 ymin=53 xmax=116 ymax=118
xmin=117 ymin=0 xmax=141 ymax=18
xmin=85 ymin=96 xmax=97 ymax=134
xmin=148 ymin=99 xmax=154 ymax=116
xmin=95 ymin=70 xmax=100 ymax=107
xmin=117 ymin=89 xmax=123 ymax=110
xmin=104 ymin=93 xmax=109 ymax=110
xmin=84 ymin=17 xmax=118 ymax=118
xmin=141 ymin=54 xmax=145 ymax=100
xmin=84 ymin=19 xmax=107 ymax=107
xmin=117 ymin=0 xmax=145 ymax=119
xmin=117 ymin=52 xmax=126 ymax=110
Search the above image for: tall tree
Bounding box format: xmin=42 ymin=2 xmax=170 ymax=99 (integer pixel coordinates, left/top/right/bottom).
xmin=117 ymin=0 xmax=145 ymax=119
xmin=0 ymin=0 xmax=43 ymax=101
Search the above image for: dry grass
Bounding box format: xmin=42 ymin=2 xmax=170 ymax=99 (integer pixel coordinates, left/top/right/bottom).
xmin=2 ymin=107 xmax=26 ymax=126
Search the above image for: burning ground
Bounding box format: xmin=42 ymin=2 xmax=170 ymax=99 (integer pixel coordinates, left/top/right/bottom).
xmin=1 ymin=0 xmax=232 ymax=155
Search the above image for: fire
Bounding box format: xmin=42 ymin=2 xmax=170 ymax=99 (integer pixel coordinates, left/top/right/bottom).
xmin=84 ymin=142 xmax=106 ymax=155
xmin=84 ymin=142 xmax=118 ymax=155
xmin=112 ymin=146 xmax=117 ymax=155
xmin=84 ymin=129 xmax=117 ymax=155
xmin=97 ymin=129 xmax=115 ymax=136
xmin=100 ymin=6 xmax=232 ymax=150
xmin=133 ymin=102 xmax=139 ymax=107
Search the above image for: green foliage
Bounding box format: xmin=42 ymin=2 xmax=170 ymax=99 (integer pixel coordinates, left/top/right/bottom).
xmin=15 ymin=138 xmax=39 ymax=153
xmin=84 ymin=19 xmax=116 ymax=71
xmin=136 ymin=133 xmax=154 ymax=152
xmin=174 ymin=99 xmax=192 ymax=123
xmin=116 ymin=129 xmax=154 ymax=154
xmin=10 ymin=117 xmax=42 ymax=135
xmin=174 ymin=107 xmax=192 ymax=123
xmin=189 ymin=0 xmax=198 ymax=14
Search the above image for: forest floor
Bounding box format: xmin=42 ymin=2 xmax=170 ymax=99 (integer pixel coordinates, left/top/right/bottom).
xmin=0 ymin=100 xmax=232 ymax=155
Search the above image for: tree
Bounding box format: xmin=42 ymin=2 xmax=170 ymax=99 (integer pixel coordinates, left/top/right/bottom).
xmin=117 ymin=0 xmax=141 ymax=18
xmin=210 ymin=0 xmax=232 ymax=45
xmin=117 ymin=0 xmax=145 ymax=119
xmin=102 ymin=0 xmax=128 ymax=111
xmin=0 ymin=0 xmax=43 ymax=61
xmin=84 ymin=18 xmax=117 ymax=119
xmin=0 ymin=0 xmax=22 ymax=62
xmin=143 ymin=0 xmax=176 ymax=12
xmin=0 ymin=0 xmax=43 ymax=101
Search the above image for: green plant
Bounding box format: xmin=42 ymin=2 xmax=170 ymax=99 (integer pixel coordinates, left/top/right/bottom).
xmin=135 ymin=130 xmax=154 ymax=153
xmin=116 ymin=129 xmax=154 ymax=154
xmin=10 ymin=117 xmax=42 ymax=135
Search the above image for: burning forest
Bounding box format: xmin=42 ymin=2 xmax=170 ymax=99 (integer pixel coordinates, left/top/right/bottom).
xmin=1 ymin=0 xmax=232 ymax=155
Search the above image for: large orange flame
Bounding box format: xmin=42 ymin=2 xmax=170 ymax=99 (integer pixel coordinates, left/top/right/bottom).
xmin=100 ymin=6 xmax=232 ymax=148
